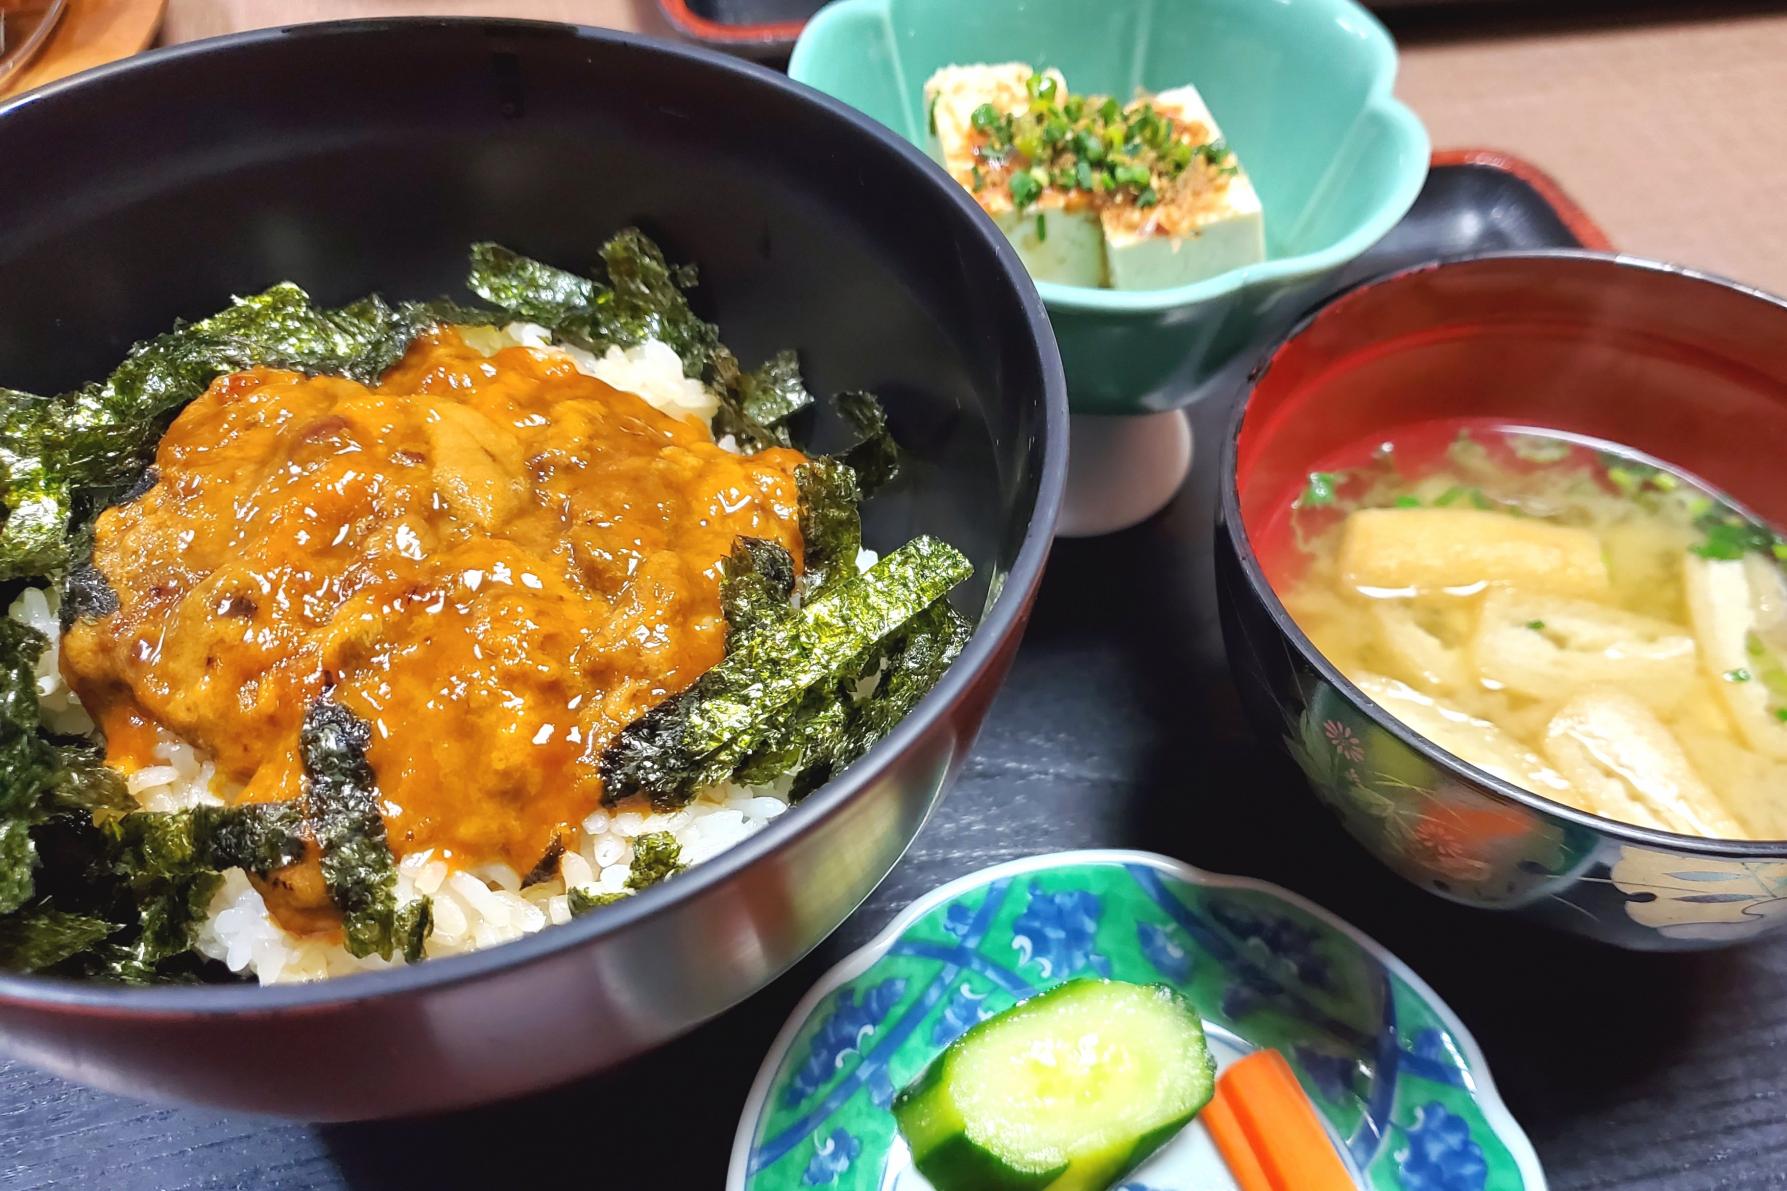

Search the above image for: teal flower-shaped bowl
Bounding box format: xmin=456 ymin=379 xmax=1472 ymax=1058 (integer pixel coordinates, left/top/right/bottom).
xmin=790 ymin=0 xmax=1430 ymax=415
xmin=731 ymin=850 xmax=1545 ymax=1190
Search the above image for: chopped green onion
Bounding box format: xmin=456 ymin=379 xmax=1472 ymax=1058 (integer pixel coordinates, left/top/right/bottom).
xmin=970 ymin=165 xmax=984 ymax=192
xmin=1298 ymin=471 xmax=1340 ymax=508
xmin=970 ymin=103 xmax=1000 ymax=131
xmin=1035 ymin=214 xmax=1047 ymax=242
xmin=1727 ymin=668 xmax=1753 ymax=683
xmin=1136 ymin=186 xmax=1159 ymax=208
xmin=1392 ymin=495 xmax=1421 ymax=508
xmin=1194 ymin=140 xmax=1231 ymax=165
xmin=1074 ymin=159 xmax=1094 ymax=190
xmin=928 ymin=93 xmax=941 ymax=136
xmin=1526 ymin=620 xmax=1546 ymax=631
xmin=1009 ymin=171 xmax=1043 ymax=208
xmin=1098 ymin=97 xmax=1122 ymax=122
xmin=1606 ymin=465 xmax=1645 ymax=498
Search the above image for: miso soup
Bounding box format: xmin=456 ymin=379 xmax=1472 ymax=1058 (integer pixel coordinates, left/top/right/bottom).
xmin=1264 ymin=420 xmax=1787 ymax=840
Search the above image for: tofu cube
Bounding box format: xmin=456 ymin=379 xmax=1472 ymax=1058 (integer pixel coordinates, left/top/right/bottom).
xmin=920 ymin=69 xmax=1265 ymax=291
xmin=1100 ymin=84 xmax=1265 ymax=291
xmin=992 ymin=200 xmax=1108 ymax=288
xmin=922 ymin=64 xmax=1104 ymax=286
xmin=923 ymin=63 xmax=1044 ymax=176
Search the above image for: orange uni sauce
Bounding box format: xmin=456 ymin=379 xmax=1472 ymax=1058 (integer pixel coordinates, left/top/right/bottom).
xmin=59 ymin=331 xmax=807 ymax=873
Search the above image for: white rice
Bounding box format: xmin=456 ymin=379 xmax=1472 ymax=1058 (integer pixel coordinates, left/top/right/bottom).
xmin=10 ymin=327 xmax=811 ymax=984
xmin=8 ymin=587 xmax=94 ymax=738
xmin=467 ymin=321 xmax=722 ymax=426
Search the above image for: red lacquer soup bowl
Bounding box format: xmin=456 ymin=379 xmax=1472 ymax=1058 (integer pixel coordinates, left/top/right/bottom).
xmin=1216 ymin=251 xmax=1787 ymax=951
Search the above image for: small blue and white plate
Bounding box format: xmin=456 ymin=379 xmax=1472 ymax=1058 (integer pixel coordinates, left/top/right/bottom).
xmin=729 ymin=849 xmax=1546 ymax=1190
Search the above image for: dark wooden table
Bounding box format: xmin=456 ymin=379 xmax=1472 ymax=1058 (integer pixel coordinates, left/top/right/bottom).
xmin=5 ymin=383 xmax=1786 ymax=1188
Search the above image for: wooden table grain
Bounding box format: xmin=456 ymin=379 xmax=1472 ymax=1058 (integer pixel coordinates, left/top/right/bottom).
xmin=6 ymin=5 xmax=1787 ymax=1189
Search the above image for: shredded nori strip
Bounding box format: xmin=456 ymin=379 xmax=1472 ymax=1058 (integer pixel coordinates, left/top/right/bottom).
xmin=599 ymin=537 xmax=972 ymax=807
xmin=567 ymin=887 xmax=630 ymax=916
xmin=737 ymin=350 xmax=816 ymax=432
xmin=520 ymin=836 xmax=566 ymax=889
xmin=300 ymin=697 xmax=408 ymax=959
xmin=720 ymin=537 xmax=797 ymax=654
xmin=593 ymin=229 xmax=722 ymax=375
xmin=835 ymin=599 xmax=972 ymax=766
xmin=198 ymin=803 xmax=309 ymax=875
xmin=625 ymin=832 xmax=685 ymax=890
xmin=466 ymin=243 xmax=600 ymax=324
xmin=43 ymin=744 xmax=134 ymax=817
xmin=0 ymin=821 xmax=34 ymax=916
xmin=0 ymin=800 xmax=314 ymax=980
xmin=395 ymin=896 xmax=433 ymax=964
xmin=835 ymin=390 xmax=902 ymax=498
xmin=0 ymin=619 xmax=57 ymax=911
xmin=732 ymin=681 xmax=855 ymax=790
xmin=732 ymin=598 xmax=971 ymax=793
xmin=0 ymin=619 xmax=56 ymax=820
xmin=0 ymin=390 xmax=74 ymax=580
xmin=102 ymin=870 xmax=224 ymax=983
xmin=0 ymin=906 xmax=118 ymax=973
xmin=60 ymin=556 xmax=120 ymax=627
xmin=94 ymin=811 xmax=237 ymax=982
xmin=795 ymin=459 xmax=864 ymax=598
xmin=101 ymin=802 xmax=306 ymax=880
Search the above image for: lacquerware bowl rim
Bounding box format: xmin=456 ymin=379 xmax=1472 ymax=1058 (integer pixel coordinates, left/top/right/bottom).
xmin=724 ymin=847 xmax=1550 ymax=1191
xmin=1218 ymin=247 xmax=1787 ymax=861
xmin=0 ymin=17 xmax=1070 ymax=1012
xmin=789 ymin=0 xmax=1432 ymax=317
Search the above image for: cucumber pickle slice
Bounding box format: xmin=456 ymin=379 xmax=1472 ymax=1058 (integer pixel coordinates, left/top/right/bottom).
xmin=893 ymin=979 xmax=1216 ymax=1191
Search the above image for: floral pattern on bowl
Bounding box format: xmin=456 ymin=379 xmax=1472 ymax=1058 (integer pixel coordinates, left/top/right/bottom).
xmin=1279 ymin=663 xmax=1787 ymax=946
xmin=729 ymin=850 xmax=1546 ymax=1190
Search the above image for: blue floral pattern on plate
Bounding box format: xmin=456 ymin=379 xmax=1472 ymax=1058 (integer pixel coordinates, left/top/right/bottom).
xmin=1137 ymin=920 xmax=1193 ymax=984
xmin=802 ymin=1128 xmax=862 ymax=1186
xmin=783 ymin=978 xmax=907 ymax=1110
xmin=1397 ymin=1103 xmax=1489 ymax=1191
xmin=731 ymin=851 xmax=1546 ymax=1191
xmin=1010 ymin=886 xmax=1111 ymax=980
